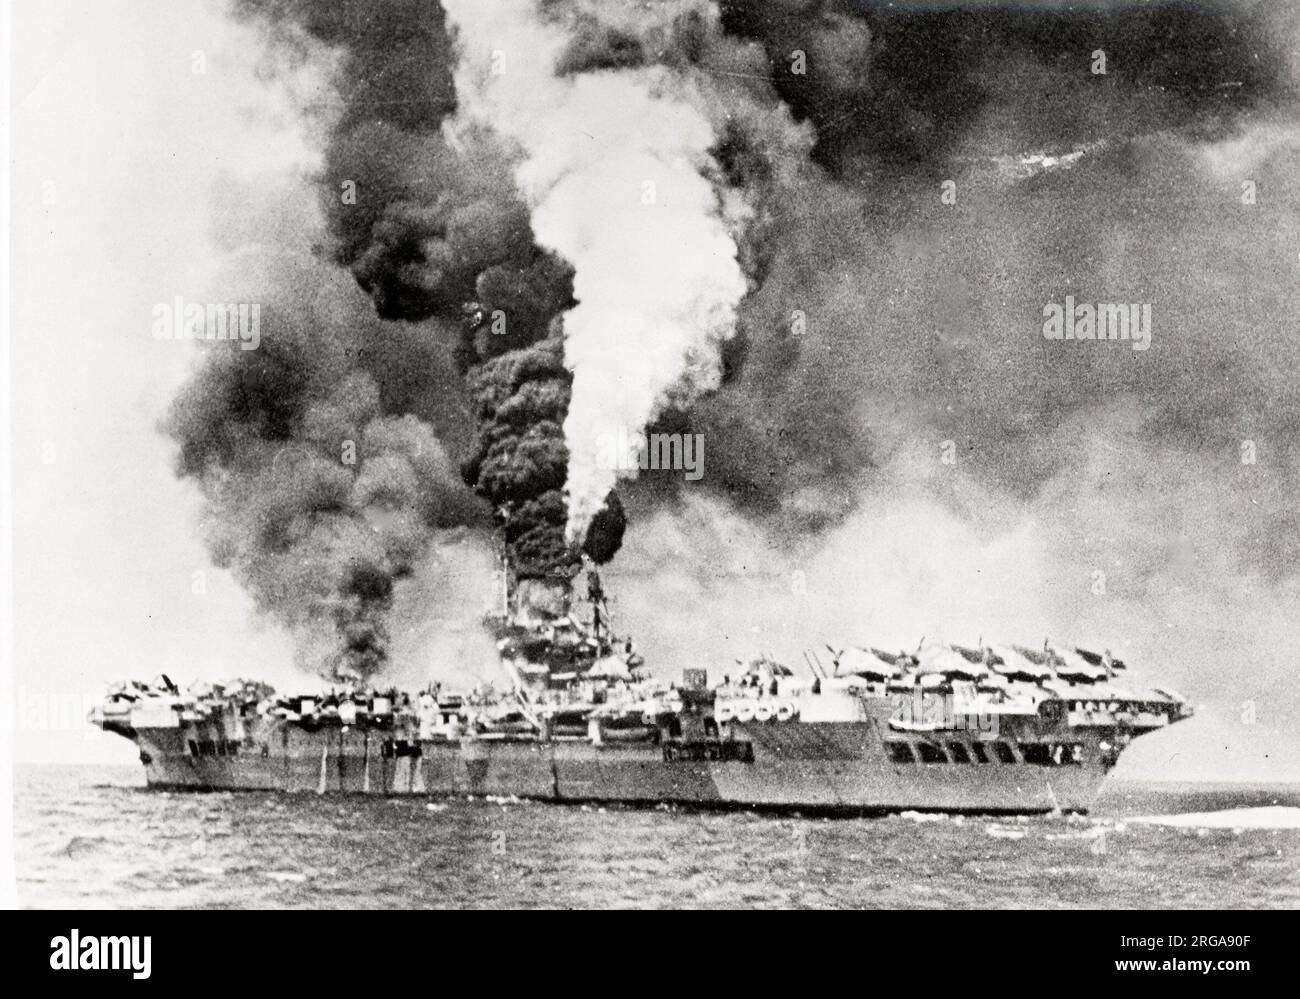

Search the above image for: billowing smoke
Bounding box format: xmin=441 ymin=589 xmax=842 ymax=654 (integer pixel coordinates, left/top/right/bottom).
xmin=462 ymin=335 xmax=625 ymax=578
xmin=168 ymin=246 xmax=487 ymax=681
xmin=673 ymin=0 xmax=1300 ymax=531
xmin=601 ymin=0 xmax=1300 ymax=752
xmin=212 ymin=0 xmax=801 ymax=610
xmin=231 ymin=0 xmax=643 ymax=591
xmin=443 ymin=0 xmax=755 ymax=542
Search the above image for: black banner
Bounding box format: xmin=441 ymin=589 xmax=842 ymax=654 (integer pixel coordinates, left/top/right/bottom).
xmin=11 ymin=910 xmax=1293 ymax=985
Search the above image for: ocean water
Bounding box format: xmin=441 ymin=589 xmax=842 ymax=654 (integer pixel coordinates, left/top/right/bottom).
xmin=15 ymin=765 xmax=1300 ymax=909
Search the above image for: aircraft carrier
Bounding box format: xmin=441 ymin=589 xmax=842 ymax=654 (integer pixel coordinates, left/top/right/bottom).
xmin=89 ymin=567 xmax=1192 ymax=814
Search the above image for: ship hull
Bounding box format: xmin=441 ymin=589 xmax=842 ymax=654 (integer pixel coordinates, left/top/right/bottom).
xmin=121 ymin=716 xmax=1114 ymax=814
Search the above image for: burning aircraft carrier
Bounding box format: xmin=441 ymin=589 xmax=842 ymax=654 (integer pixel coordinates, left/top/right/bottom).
xmin=91 ymin=556 xmax=1192 ymax=812
xmin=91 ymin=0 xmax=1300 ymax=809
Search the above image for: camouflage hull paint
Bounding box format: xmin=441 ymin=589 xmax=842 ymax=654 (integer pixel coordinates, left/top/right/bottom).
xmin=123 ymin=715 xmax=1113 ymax=813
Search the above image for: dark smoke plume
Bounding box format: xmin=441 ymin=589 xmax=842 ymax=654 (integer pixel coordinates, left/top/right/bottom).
xmin=461 ymin=334 xmax=625 ymax=577
xmin=168 ymin=246 xmax=486 ymax=680
xmin=668 ymin=0 xmax=1300 ymax=539
xmin=221 ymin=0 xmax=630 ymax=618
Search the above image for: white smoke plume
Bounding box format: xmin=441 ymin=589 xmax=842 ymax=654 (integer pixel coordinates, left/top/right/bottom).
xmin=441 ymin=0 xmax=748 ymax=542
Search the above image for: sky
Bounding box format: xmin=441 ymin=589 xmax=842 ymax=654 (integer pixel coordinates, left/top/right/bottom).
xmin=5 ymin=0 xmax=1300 ymax=782
xmin=8 ymin=0 xmax=316 ymax=765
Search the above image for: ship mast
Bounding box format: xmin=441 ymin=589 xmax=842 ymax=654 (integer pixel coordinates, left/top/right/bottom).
xmin=585 ymin=562 xmax=611 ymax=653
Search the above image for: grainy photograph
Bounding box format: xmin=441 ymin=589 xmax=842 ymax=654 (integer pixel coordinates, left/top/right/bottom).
xmin=6 ymin=0 xmax=1300 ymax=918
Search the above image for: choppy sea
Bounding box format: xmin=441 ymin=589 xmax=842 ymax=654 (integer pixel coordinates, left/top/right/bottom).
xmin=15 ymin=765 xmax=1300 ymax=908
